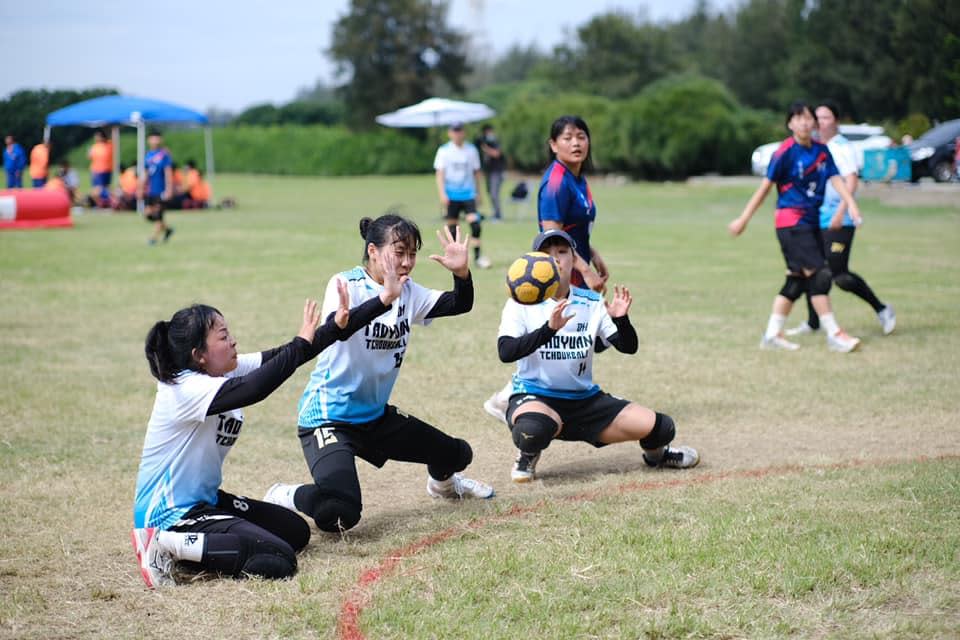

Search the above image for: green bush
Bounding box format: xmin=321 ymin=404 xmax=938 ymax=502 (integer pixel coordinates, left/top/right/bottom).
xmin=67 ymin=125 xmax=436 ymax=176
xmin=492 ymin=74 xmax=780 ymax=179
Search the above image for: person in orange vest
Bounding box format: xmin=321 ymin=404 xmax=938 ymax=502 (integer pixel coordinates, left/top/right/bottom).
xmin=88 ymin=130 xmax=113 ymax=205
xmin=182 ymin=160 xmax=211 ymax=209
xmin=112 ymin=163 xmax=138 ymax=210
xmin=30 ymin=141 xmax=50 ymax=188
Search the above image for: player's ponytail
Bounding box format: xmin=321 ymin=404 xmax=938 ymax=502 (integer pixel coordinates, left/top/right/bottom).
xmin=144 ymin=304 xmax=222 ymax=383
xmin=359 ymin=212 xmax=423 ymax=263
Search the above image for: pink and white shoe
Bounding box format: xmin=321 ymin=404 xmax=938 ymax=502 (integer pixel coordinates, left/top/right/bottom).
xmin=131 ymin=527 xmax=175 ymax=589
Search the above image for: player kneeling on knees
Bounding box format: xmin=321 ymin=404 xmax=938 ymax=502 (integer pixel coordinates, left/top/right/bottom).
xmin=498 ymin=229 xmax=698 ymax=483
xmin=263 ymin=214 xmax=494 ymax=534
xmin=133 ymin=286 xmax=389 ymax=588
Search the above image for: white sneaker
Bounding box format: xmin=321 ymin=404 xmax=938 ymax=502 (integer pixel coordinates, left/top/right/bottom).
xmin=131 ymin=527 xmax=175 ymax=589
xmin=759 ymin=334 xmax=800 ymax=351
xmin=644 ymin=446 xmax=700 ymax=469
xmin=826 ymin=330 xmax=861 ymax=353
xmin=877 ymin=305 xmax=896 ymax=335
xmin=426 ymin=472 xmax=495 ymax=499
xmin=262 ymin=482 xmax=299 ymax=511
xmin=483 ymin=392 xmax=508 ymax=424
xmin=475 ymin=255 xmax=492 ymax=269
xmin=511 ymin=451 xmax=540 ymax=483
xmin=785 ymin=322 xmax=817 ymax=337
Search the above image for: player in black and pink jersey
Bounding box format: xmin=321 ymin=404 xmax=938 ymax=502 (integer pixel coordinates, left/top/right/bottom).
xmin=728 ymin=101 xmax=863 ymax=353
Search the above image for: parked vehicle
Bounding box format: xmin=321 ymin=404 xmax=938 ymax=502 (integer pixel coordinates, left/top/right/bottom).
xmin=908 ymin=119 xmax=960 ymax=182
xmin=750 ymin=124 xmax=892 ymax=176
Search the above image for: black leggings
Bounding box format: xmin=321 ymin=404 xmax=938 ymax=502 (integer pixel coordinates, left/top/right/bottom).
xmin=294 ymin=405 xmax=473 ymax=532
xmin=805 ymin=227 xmax=885 ymax=327
xmin=170 ymin=490 xmax=310 ymax=579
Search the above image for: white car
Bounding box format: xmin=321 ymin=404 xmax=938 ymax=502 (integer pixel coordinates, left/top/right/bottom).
xmin=750 ymin=124 xmax=893 ymax=176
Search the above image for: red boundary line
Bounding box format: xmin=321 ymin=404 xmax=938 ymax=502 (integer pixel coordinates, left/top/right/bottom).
xmin=337 ymin=455 xmax=957 ymax=640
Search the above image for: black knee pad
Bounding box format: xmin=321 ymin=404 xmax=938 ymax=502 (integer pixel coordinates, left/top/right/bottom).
xmin=638 ymin=413 xmax=675 ymax=449
xmin=832 ymin=271 xmax=857 ymax=291
xmin=429 ymin=438 xmax=473 ymax=480
xmin=779 ymin=275 xmax=806 ymax=302
xmin=243 ymin=549 xmax=298 ymax=580
xmin=809 ymin=267 xmax=833 ymax=296
xmin=510 ymin=412 xmax=557 ymax=453
xmin=469 ymin=220 xmax=481 ymax=239
xmin=308 ymin=496 xmax=362 ymax=533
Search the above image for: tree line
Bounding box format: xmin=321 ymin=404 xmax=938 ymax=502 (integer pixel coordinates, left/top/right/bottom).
xmin=3 ymin=0 xmax=957 ymax=176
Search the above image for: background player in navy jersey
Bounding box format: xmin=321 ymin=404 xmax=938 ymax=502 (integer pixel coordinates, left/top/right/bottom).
xmin=141 ymin=130 xmax=174 ymax=245
xmin=263 ymin=214 xmax=494 ymax=535
xmin=498 ymin=229 xmax=699 ymax=483
xmin=785 ymin=101 xmax=895 ymax=337
xmin=484 ymin=115 xmax=609 ymax=422
xmin=132 ymin=288 xmax=396 ymax=588
xmin=728 ymin=101 xmax=863 ymax=353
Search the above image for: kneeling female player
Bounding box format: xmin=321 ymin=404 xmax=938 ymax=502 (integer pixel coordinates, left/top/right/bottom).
xmin=498 ymin=229 xmax=699 ymax=482
xmin=132 ymin=283 xmax=397 ymax=588
xmin=263 ymin=214 xmax=494 ymax=534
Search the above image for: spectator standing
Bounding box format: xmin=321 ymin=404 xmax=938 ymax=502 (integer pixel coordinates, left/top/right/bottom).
xmin=475 ymin=124 xmax=506 ymax=222
xmin=4 ymin=135 xmax=27 ymax=188
xmin=88 ymin=130 xmax=113 ymax=204
xmin=29 ymin=141 xmax=50 ymax=188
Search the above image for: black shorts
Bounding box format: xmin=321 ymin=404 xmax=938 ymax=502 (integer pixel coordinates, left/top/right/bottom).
xmin=776 ymin=226 xmax=825 ymax=274
xmin=445 ymin=199 xmax=477 ymax=219
xmin=145 ymin=195 xmax=165 ymax=220
xmin=505 ymin=391 xmax=631 ymax=448
xmin=822 ymin=226 xmax=856 ymax=274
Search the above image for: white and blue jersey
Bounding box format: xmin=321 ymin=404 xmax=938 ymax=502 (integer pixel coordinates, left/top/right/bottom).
xmin=819 ymin=134 xmax=859 ymax=228
xmin=498 ymin=287 xmax=618 ymax=400
xmin=133 ymin=353 xmax=261 ymax=530
xmin=433 ymin=141 xmax=481 ymax=201
xmin=298 ymin=268 xmax=442 ymax=426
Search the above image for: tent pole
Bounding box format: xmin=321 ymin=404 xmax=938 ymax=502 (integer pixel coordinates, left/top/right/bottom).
xmin=136 ymin=121 xmax=145 ymax=214
xmin=204 ymin=126 xmax=215 ymax=199
xmin=43 ymin=126 xmax=51 ymax=144
xmin=111 ymin=126 xmax=120 ymax=182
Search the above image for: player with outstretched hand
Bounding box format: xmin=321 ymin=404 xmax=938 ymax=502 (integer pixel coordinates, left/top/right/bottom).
xmin=728 ymin=101 xmax=863 ymax=353
xmin=263 ymin=214 xmax=494 ymax=535
xmin=497 ymin=229 xmax=699 ymax=483
xmin=132 ymin=282 xmax=397 ymax=588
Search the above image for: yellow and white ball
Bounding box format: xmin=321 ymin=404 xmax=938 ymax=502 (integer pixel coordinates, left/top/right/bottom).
xmin=505 ymin=251 xmax=560 ymax=305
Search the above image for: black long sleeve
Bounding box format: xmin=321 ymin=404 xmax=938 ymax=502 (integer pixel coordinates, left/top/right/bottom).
xmin=208 ymin=296 xmax=391 ymax=415
xmin=593 ymin=315 xmax=638 ymax=354
xmin=497 ymin=322 xmax=558 ymax=363
xmin=425 ymin=272 xmax=474 ymax=319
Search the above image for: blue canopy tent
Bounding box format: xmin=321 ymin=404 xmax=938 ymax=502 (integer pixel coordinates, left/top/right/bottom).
xmin=45 ymin=95 xmax=214 ymax=211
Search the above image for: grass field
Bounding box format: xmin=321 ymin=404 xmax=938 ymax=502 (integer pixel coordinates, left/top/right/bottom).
xmin=1 ymin=173 xmax=958 ymax=639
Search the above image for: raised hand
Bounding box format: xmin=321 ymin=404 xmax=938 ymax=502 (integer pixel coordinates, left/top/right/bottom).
xmin=333 ymin=279 xmax=351 ymax=329
xmin=429 ymin=225 xmax=469 ymax=278
xmin=378 ymin=248 xmax=407 ymax=306
xmin=605 ymin=285 xmax=633 ymax=319
xmin=298 ymin=298 xmax=322 ymax=342
xmin=548 ymin=298 xmax=575 ymax=331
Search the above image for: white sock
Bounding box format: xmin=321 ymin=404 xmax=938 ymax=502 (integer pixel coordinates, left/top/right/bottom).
xmin=430 ymin=475 xmax=454 ymax=489
xmin=765 ymin=313 xmax=787 ymax=339
xmin=267 ymin=483 xmax=301 ymax=511
xmin=496 ymin=381 xmax=512 ymax=404
xmin=156 ymin=530 xmax=205 ymax=562
xmin=820 ymin=313 xmax=840 ymax=336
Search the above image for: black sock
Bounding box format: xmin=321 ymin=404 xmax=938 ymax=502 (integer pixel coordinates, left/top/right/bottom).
xmin=474 ymin=246 xmax=480 ymax=260
xmin=805 ymin=294 xmax=820 ymax=330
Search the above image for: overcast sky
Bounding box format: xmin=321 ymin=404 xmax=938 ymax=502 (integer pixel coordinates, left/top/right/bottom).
xmin=1 ymin=0 xmax=735 ymax=113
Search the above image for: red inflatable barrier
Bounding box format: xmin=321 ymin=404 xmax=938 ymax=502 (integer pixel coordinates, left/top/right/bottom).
xmin=0 ymin=189 xmax=73 ymax=229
